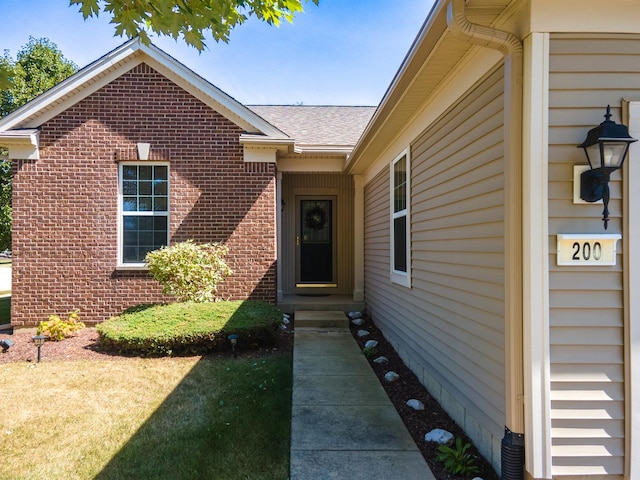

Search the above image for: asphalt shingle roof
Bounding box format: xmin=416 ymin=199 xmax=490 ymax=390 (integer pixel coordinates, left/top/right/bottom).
xmin=248 ymin=105 xmax=376 ymax=147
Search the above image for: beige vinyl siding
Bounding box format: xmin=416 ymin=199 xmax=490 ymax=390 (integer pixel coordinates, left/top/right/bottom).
xmin=547 ymin=33 xmax=640 ymax=477
xmin=364 ymin=65 xmax=505 ymax=468
xmin=281 ymin=172 xmax=354 ymax=294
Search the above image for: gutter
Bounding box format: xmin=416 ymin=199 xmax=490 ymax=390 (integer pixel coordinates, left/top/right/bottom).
xmin=0 ymin=128 xmax=40 ymax=160
xmin=446 ymin=1 xmax=525 ymax=478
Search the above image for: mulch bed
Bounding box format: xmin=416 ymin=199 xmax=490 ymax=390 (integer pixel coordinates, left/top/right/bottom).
xmin=0 ymin=315 xmax=498 ymax=480
xmin=0 ymin=326 xmax=293 ymax=363
xmin=347 ymin=314 xmax=499 ymax=480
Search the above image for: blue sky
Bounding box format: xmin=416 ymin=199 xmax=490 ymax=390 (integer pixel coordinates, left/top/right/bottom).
xmin=2 ymin=0 xmax=435 ymax=105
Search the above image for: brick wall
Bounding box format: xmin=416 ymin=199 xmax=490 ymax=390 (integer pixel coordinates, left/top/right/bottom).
xmin=11 ymin=63 xmax=277 ymax=326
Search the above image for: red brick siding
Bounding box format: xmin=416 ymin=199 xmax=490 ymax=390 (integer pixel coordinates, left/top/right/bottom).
xmin=11 ymin=63 xmax=276 ymax=326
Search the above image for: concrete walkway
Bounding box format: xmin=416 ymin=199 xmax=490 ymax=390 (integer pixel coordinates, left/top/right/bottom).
xmin=290 ymin=311 xmax=435 ymax=480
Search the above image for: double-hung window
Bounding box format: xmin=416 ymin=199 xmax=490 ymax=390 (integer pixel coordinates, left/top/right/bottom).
xmin=390 ymin=148 xmax=411 ymax=287
xmin=118 ymin=163 xmax=169 ymax=267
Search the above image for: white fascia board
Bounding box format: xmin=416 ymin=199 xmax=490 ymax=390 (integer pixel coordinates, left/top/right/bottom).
xmin=0 ymin=39 xmax=142 ymax=131
xmin=0 ymin=39 xmax=288 ymax=140
xmin=0 ymin=129 xmax=40 ymax=159
xmin=243 ymin=145 xmax=278 ymax=163
xmin=239 ymin=134 xmax=293 ymax=151
xmin=277 ymin=156 xmax=345 ymax=172
xmin=296 ymin=144 xmax=354 ymax=156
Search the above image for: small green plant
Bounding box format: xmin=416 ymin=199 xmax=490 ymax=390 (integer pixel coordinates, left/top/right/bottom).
xmin=435 ymin=437 xmax=480 ymax=476
xmin=145 ymin=240 xmax=232 ymax=302
xmin=361 ymin=346 xmax=376 ymax=358
xmin=37 ymin=309 xmax=85 ymax=341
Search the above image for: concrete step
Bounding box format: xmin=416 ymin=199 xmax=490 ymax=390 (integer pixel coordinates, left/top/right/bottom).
xmin=295 ymin=310 xmax=349 ymax=329
xmin=278 ymin=295 xmax=364 ymax=315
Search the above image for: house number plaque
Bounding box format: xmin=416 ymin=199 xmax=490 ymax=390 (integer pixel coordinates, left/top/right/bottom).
xmin=556 ymin=234 xmax=621 ymax=266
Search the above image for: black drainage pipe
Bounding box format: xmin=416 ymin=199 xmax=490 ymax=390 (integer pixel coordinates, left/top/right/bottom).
xmin=501 ymin=427 xmax=525 ymax=480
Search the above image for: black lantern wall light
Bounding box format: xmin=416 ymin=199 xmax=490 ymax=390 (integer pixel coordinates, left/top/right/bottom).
xmin=578 ymin=105 xmax=637 ymax=229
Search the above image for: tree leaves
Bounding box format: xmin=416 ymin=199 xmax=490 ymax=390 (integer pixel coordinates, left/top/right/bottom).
xmin=70 ymin=0 xmax=320 ymax=51
xmin=0 ymin=37 xmax=77 ymax=117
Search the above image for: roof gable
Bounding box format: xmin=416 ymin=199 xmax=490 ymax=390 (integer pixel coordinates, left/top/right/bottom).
xmin=0 ymin=38 xmax=287 ymax=140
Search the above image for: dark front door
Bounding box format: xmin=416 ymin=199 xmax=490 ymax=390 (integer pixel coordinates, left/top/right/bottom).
xmin=298 ymin=199 xmax=334 ymax=284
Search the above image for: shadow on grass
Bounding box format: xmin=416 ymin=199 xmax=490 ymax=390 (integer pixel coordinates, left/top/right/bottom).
xmin=93 ymin=355 xmax=292 ymax=480
xmin=93 ymin=298 xmax=292 ymax=480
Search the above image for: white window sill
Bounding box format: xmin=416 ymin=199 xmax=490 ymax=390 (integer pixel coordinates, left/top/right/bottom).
xmin=116 ymin=264 xmax=149 ymax=271
xmin=391 ymin=271 xmax=411 ymax=288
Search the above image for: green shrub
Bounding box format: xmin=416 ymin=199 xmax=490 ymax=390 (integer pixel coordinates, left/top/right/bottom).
xmin=96 ymin=301 xmax=282 ymax=356
xmin=361 ymin=346 xmax=376 ymax=358
xmin=145 ymin=240 xmax=232 ymax=302
xmin=37 ymin=309 xmax=85 ymax=341
xmin=435 ymin=437 xmax=480 ymax=476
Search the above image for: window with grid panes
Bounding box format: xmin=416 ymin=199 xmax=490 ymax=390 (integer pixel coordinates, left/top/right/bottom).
xmin=119 ymin=163 xmax=169 ymax=265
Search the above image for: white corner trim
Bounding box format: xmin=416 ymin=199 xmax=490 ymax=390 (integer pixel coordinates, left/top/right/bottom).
xmin=522 ymin=32 xmax=552 ymax=479
xmin=624 ymin=99 xmax=640 ymax=479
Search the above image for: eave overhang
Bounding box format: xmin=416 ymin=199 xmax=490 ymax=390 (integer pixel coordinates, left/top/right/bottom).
xmin=345 ymin=0 xmax=514 ymax=175
xmin=0 ymin=38 xmax=289 ymax=151
xmin=0 ymin=129 xmax=40 ymax=159
xmin=239 ymin=133 xmax=353 ymax=165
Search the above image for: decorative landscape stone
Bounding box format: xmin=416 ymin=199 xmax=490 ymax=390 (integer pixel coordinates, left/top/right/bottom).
xmin=384 ymin=371 xmax=400 ymax=382
xmin=372 ymin=356 xmax=388 ymax=364
xmin=406 ymin=399 xmax=425 ymax=411
xmin=348 ymin=311 xmax=363 ymax=320
xmin=351 ymin=318 xmax=364 ymax=326
xmin=364 ymin=339 xmax=378 ymax=349
xmin=424 ymin=428 xmax=454 ymax=445
xmin=357 ymin=329 xmax=370 ymax=337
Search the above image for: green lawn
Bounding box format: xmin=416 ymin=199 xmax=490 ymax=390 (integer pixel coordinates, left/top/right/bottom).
xmin=0 ymin=355 xmax=293 ymax=479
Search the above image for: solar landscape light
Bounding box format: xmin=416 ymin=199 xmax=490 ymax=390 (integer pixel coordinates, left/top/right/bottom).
xmin=0 ymin=338 xmax=14 ymax=353
xmin=32 ymin=335 xmax=46 ymax=363
xmin=228 ymin=334 xmax=239 ymax=358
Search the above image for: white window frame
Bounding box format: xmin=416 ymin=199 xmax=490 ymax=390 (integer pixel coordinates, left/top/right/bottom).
xmin=117 ymin=161 xmax=170 ymax=269
xmin=390 ymin=147 xmax=411 ymax=287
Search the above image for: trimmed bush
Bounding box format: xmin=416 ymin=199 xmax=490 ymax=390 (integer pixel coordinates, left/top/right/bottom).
xmin=145 ymin=240 xmax=232 ymax=302
xmin=96 ymin=301 xmax=282 ymax=356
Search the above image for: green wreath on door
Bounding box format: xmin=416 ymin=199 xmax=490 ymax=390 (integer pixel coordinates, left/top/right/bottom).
xmin=304 ymin=205 xmax=328 ymax=231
